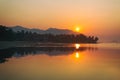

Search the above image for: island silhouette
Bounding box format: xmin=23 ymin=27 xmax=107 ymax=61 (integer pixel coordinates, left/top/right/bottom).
xmin=0 ymin=25 xmax=99 ymax=43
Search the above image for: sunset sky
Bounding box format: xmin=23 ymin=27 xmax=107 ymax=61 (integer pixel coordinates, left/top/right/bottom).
xmin=0 ymin=0 xmax=120 ymax=42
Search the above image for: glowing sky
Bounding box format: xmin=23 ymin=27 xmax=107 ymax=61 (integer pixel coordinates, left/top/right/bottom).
xmin=0 ymin=0 xmax=120 ymax=42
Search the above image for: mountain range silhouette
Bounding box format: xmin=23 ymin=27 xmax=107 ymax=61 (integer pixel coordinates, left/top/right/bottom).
xmin=11 ymin=26 xmax=77 ymax=34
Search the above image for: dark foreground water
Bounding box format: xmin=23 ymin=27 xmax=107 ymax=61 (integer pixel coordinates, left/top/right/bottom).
xmin=0 ymin=43 xmax=120 ymax=80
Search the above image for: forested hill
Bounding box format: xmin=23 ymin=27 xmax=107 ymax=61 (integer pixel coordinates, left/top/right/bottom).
xmin=0 ymin=25 xmax=99 ymax=43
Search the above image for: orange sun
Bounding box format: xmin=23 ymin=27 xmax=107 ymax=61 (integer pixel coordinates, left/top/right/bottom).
xmin=75 ymin=25 xmax=81 ymax=32
xmin=76 ymin=27 xmax=80 ymax=32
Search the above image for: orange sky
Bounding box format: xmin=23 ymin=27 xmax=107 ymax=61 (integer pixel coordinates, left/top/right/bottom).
xmin=0 ymin=0 xmax=120 ymax=42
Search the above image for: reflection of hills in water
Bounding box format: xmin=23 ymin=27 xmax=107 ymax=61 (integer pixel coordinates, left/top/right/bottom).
xmin=0 ymin=46 xmax=97 ymax=64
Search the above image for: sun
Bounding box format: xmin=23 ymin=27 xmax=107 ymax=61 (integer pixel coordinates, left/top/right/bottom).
xmin=76 ymin=27 xmax=80 ymax=32
xmin=75 ymin=26 xmax=81 ymax=32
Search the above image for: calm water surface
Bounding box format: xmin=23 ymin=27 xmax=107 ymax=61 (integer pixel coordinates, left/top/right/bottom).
xmin=0 ymin=43 xmax=120 ymax=80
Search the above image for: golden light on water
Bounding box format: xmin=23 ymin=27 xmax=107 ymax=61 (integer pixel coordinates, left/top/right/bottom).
xmin=75 ymin=44 xmax=81 ymax=49
xmin=75 ymin=52 xmax=80 ymax=58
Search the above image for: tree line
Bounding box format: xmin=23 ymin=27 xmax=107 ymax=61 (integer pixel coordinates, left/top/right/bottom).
xmin=0 ymin=25 xmax=99 ymax=43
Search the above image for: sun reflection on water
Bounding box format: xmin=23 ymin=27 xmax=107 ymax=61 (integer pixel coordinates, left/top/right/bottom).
xmin=75 ymin=44 xmax=81 ymax=49
xmin=75 ymin=52 xmax=80 ymax=58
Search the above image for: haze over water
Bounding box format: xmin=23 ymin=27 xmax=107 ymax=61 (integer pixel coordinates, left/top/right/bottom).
xmin=0 ymin=43 xmax=120 ymax=80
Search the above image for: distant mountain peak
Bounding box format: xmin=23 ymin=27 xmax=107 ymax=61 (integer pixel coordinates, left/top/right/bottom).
xmin=12 ymin=25 xmax=26 ymax=29
xmin=12 ymin=26 xmax=28 ymax=30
